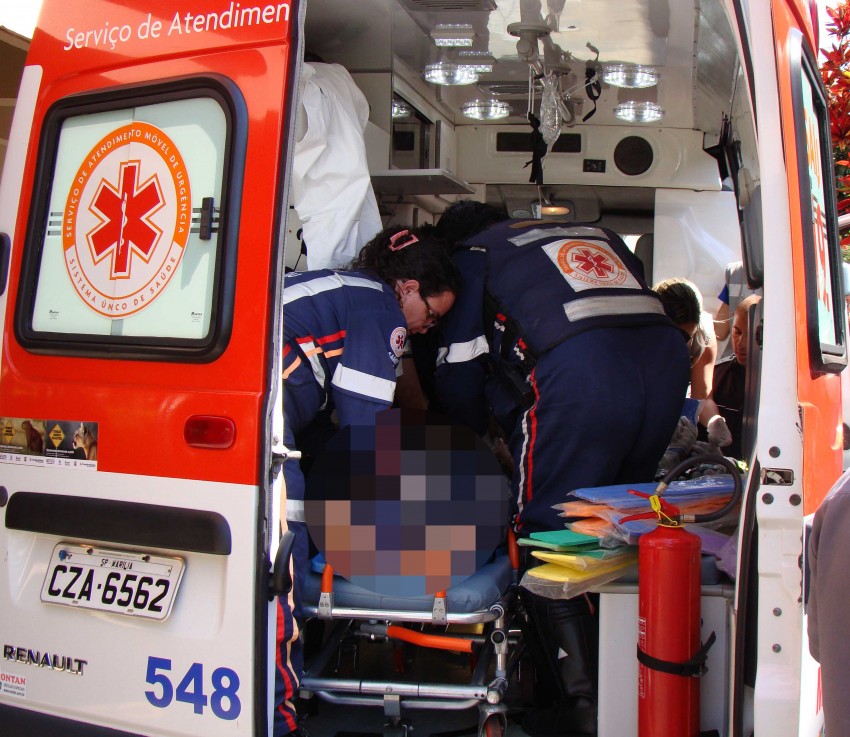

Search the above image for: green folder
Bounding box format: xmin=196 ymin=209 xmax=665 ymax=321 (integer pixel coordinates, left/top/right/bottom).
xmin=517 ymin=529 xmax=601 ymax=551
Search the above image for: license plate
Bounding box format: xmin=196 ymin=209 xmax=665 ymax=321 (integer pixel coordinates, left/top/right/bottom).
xmin=41 ymin=543 xmax=185 ymax=620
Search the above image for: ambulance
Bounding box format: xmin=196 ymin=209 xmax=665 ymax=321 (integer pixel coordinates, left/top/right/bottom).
xmin=0 ymin=0 xmax=844 ymax=735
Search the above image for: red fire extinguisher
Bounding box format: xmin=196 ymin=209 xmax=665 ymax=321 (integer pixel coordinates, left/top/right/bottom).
xmin=620 ymin=454 xmax=742 ymax=737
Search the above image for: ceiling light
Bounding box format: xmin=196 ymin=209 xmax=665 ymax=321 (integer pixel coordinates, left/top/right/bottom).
xmin=614 ymin=101 xmax=664 ymax=123
xmin=462 ymin=99 xmax=512 ymax=120
xmin=423 ymin=62 xmax=479 ymax=86
xmin=531 ymin=202 xmax=573 ymax=220
xmin=603 ymin=64 xmax=659 ymax=89
xmin=457 ymin=51 xmax=495 ymax=73
xmin=431 ymin=23 xmax=474 ymax=48
xmin=460 ymin=63 xmax=493 ymax=73
xmin=392 ymin=99 xmax=412 ymax=119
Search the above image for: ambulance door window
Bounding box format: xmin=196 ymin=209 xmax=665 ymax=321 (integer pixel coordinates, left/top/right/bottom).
xmin=791 ymin=31 xmax=847 ymax=373
xmin=16 ymin=81 xmax=244 ymax=361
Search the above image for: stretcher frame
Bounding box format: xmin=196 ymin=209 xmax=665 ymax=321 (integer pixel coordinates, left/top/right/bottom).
xmin=299 ymin=540 xmax=521 ymax=737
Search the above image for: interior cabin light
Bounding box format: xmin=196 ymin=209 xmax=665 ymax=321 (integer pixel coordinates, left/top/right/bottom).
xmin=603 ymin=64 xmax=659 ymax=89
xmin=462 ymin=99 xmax=511 ymax=120
xmin=614 ymin=101 xmax=664 ymax=123
xmin=431 ymin=23 xmax=475 ymax=47
xmin=423 ymin=62 xmax=479 ymax=86
xmin=459 ymin=62 xmax=494 ymax=73
xmin=392 ymin=99 xmax=412 ymax=119
xmin=540 ymin=205 xmax=571 ymax=216
xmin=456 ymin=51 xmax=495 ymax=73
xmin=531 ymin=202 xmax=573 ymax=219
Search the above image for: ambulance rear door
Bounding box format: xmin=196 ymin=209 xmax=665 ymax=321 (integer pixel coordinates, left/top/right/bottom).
xmin=0 ymin=2 xmax=299 ymax=735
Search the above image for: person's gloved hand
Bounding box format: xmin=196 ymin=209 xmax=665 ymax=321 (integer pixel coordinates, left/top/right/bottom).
xmin=669 ymin=415 xmax=698 ymax=450
xmin=706 ymin=415 xmax=732 ymax=447
xmin=657 ymin=416 xmax=698 ymax=474
xmin=690 ymin=440 xmax=723 ymax=457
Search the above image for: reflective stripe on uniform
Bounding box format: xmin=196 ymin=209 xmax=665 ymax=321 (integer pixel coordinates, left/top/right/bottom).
xmin=515 ymin=367 xmax=541 ymax=524
xmin=331 ymin=364 xmax=396 ymax=402
xmin=283 ymin=273 xmax=385 ymax=305
xmin=286 ymin=499 xmax=305 ymax=523
xmin=563 ymin=294 xmax=666 ymax=322
xmin=282 ymin=356 xmax=302 ymax=379
xmin=297 ymin=337 xmax=328 ymax=388
xmin=438 ymin=335 xmax=490 ymax=365
xmin=508 ymin=226 xmax=605 ymax=247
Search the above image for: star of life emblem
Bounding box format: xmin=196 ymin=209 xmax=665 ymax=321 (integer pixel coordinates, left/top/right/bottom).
xmin=390 ymin=327 xmax=408 ymax=357
xmin=542 ymin=239 xmax=639 ymax=291
xmin=63 ymin=122 xmax=191 ymax=318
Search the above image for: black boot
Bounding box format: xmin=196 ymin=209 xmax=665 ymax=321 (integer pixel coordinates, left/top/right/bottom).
xmin=518 ymin=590 xmax=598 ymax=737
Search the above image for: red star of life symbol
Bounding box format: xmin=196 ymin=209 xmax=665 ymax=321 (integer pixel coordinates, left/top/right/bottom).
xmin=571 ymin=247 xmax=615 ymax=278
xmin=87 ymin=160 xmax=164 ymax=279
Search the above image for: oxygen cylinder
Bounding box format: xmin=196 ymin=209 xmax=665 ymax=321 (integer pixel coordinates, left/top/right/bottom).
xmin=637 ymin=522 xmax=702 ymax=737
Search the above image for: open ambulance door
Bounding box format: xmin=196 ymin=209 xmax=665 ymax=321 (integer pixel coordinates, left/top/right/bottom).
xmin=736 ymin=1 xmax=846 ymax=734
xmin=0 ymin=3 xmax=299 ymax=736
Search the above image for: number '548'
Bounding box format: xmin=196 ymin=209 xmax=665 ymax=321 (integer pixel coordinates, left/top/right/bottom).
xmin=145 ymin=656 xmax=241 ymax=720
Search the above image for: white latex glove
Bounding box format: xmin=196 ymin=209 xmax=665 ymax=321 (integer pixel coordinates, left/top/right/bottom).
xmin=706 ymin=415 xmax=732 ymax=447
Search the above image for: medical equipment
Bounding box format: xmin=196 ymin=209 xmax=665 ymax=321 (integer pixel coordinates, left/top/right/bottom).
xmin=299 ymin=535 xmax=522 ymax=737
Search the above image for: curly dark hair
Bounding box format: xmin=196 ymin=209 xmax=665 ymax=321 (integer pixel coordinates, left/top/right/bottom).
xmin=434 ymin=200 xmax=509 ymax=248
xmin=349 ymin=225 xmax=460 ymax=299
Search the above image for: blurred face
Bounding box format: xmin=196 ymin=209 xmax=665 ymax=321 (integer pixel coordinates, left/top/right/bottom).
xmin=396 ymin=280 xmax=455 ymax=335
xmin=731 ymin=308 xmax=749 ymax=365
xmin=678 ymin=321 xmax=704 ymax=366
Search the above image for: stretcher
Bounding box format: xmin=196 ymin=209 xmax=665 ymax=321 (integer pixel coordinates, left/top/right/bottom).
xmin=299 ymin=537 xmax=521 ymax=737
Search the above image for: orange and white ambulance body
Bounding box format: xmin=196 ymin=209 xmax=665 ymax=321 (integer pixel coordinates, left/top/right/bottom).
xmin=0 ymin=0 xmax=844 ymax=736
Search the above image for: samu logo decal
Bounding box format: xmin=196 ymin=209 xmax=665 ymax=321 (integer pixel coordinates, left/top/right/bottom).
xmin=63 ymin=122 xmax=191 ymax=318
xmin=542 ymin=239 xmax=639 ymax=292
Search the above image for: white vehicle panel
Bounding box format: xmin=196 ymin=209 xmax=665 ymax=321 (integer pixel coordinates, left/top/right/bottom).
xmin=0 ymin=465 xmax=263 ymax=736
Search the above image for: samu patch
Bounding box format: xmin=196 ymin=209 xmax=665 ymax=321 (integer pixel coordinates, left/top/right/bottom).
xmin=542 ymin=238 xmax=640 ymax=292
xmin=390 ymin=327 xmax=408 ymax=358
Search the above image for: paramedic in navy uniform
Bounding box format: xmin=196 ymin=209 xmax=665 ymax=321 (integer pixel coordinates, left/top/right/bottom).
xmin=274 ymin=225 xmax=460 ymax=737
xmin=433 ymin=202 xmax=690 ymax=736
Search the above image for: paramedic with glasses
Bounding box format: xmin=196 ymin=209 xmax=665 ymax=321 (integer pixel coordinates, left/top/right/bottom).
xmin=274 ymin=225 xmax=460 ymax=737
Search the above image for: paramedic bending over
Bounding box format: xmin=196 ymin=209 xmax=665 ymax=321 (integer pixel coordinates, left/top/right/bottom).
xmin=433 ymin=202 xmax=690 ymax=737
xmin=274 ymin=226 xmax=460 ymax=737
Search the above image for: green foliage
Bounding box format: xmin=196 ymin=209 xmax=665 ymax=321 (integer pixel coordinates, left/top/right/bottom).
xmin=821 ymin=1 xmax=850 ymax=258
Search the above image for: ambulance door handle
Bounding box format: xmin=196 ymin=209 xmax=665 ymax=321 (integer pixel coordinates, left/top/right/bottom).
xmin=0 ymin=233 xmax=10 ymax=296
xmin=199 ymin=197 xmax=215 ymax=241
xmin=273 ymin=446 xmax=302 ymax=461
xmin=271 ymin=445 xmax=302 ymax=476
xmin=269 ymin=529 xmax=295 ymax=599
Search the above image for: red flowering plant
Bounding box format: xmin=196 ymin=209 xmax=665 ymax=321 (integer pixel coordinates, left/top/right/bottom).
xmin=821 ymin=1 xmax=850 ymax=255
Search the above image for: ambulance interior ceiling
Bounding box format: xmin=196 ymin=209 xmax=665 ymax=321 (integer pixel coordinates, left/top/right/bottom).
xmin=302 ymin=0 xmax=750 ymax=226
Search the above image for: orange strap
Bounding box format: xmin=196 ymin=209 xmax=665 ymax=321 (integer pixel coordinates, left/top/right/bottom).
xmin=321 ymin=564 xmax=335 ymax=593
xmin=508 ymin=529 xmax=519 ymax=571
xmin=385 ymin=625 xmax=473 ymax=653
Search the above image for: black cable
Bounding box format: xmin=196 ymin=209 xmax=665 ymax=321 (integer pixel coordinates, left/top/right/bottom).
xmin=655 ymin=453 xmax=744 ymax=524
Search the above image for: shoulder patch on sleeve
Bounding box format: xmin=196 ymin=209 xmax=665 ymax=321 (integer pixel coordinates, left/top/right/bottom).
xmin=390 ymin=327 xmax=408 ymax=357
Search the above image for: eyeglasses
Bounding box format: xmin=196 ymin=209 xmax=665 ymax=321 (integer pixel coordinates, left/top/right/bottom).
xmin=423 ymin=295 xmax=440 ymax=329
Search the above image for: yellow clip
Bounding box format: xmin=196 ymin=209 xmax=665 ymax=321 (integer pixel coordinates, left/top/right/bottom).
xmin=649 ymin=494 xmax=678 ymax=527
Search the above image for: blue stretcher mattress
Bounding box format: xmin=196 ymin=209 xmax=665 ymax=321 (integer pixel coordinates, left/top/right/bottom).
xmin=304 ymin=551 xmax=513 ymax=613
